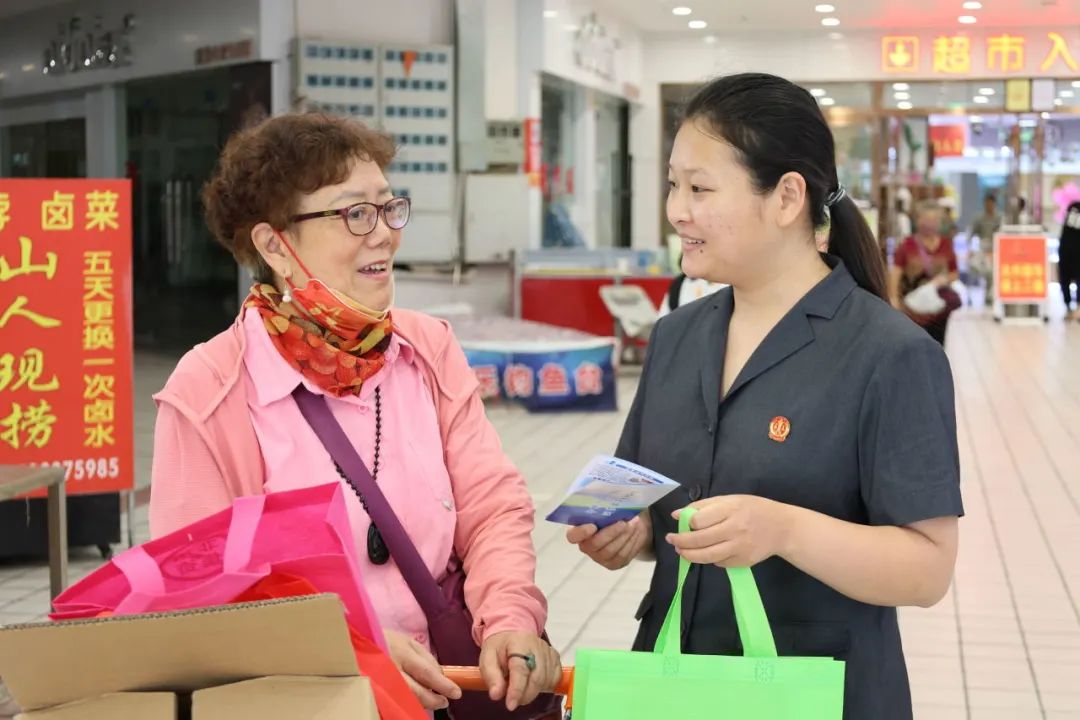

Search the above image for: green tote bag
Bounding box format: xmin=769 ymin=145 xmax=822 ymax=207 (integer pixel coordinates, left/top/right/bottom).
xmin=571 ymin=508 xmax=845 ymax=719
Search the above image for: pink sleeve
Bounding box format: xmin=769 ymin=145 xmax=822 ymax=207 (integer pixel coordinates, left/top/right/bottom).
xmin=148 ymin=401 xmax=236 ymax=538
xmin=435 ymin=331 xmax=547 ymax=644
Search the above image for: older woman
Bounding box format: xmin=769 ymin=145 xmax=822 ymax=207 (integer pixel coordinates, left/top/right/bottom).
xmin=889 ymin=200 xmax=962 ymax=345
xmin=149 ymin=113 xmax=560 ymax=714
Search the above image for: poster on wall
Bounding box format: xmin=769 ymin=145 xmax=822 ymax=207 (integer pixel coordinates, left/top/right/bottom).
xmin=0 ymin=179 xmax=135 ymax=496
xmin=293 ymin=39 xmax=457 ymax=263
xmin=379 ymin=44 xmax=457 ymax=263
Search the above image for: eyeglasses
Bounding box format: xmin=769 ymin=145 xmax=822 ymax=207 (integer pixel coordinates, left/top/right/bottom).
xmin=290 ymin=197 xmax=411 ymax=236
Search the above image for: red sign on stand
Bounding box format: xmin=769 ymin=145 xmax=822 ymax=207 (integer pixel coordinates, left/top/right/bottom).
xmin=0 ymin=179 xmax=134 ymax=495
xmin=994 ymin=233 xmax=1048 ymax=302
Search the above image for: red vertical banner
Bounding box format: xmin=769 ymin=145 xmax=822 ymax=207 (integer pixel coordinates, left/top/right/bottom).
xmin=0 ymin=179 xmax=134 ymax=495
xmin=524 ymin=117 xmax=541 ymax=188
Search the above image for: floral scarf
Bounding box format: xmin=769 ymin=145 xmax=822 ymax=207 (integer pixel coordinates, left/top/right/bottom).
xmin=244 ymin=283 xmax=393 ymax=397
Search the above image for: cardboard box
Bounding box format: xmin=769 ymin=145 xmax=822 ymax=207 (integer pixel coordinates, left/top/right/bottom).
xmin=0 ymin=594 xmax=378 ymax=720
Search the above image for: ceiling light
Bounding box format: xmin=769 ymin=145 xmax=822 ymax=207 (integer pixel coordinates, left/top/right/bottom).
xmin=958 ymin=15 xmax=977 ymax=24
xmin=672 ymin=6 xmax=693 ymax=16
xmin=810 ymin=88 xmax=828 ymax=97
xmin=1055 ymin=98 xmax=1064 ymax=106
xmin=1060 ymin=90 xmax=1075 ymax=98
xmin=821 ymin=17 xmax=840 ymax=26
xmin=704 ymin=35 xmax=717 ymax=44
xmin=543 ymin=10 xmax=557 ymax=18
xmin=962 ymin=1 xmax=982 ymax=8
xmin=1073 ymin=80 xmax=1080 ymax=88
xmin=1042 ymin=112 xmax=1051 ymax=119
xmin=820 ymin=97 xmax=836 ymax=106
xmin=828 ymin=32 xmax=844 ymax=40
xmin=969 ymin=115 xmax=983 ymax=123
xmin=688 ymin=19 xmax=707 ymax=29
xmin=978 ymin=87 xmax=995 ymax=95
xmin=897 ymin=101 xmax=913 ymax=110
xmin=973 ymin=95 xmax=989 ymax=104
xmin=894 ymin=91 xmax=911 ymax=100
xmin=893 ymin=82 xmax=910 ymax=91
xmin=814 ymin=4 xmax=836 ymax=11
xmin=21 ymin=63 xmax=35 ymax=72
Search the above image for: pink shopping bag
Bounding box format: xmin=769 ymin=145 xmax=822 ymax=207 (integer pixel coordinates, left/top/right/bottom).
xmin=50 ymin=483 xmax=385 ymax=648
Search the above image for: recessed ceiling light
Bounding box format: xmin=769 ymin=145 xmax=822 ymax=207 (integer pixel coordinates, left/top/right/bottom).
xmin=672 ymin=6 xmax=693 ymax=16
xmin=543 ymin=10 xmax=558 ymax=18
xmin=1042 ymin=112 xmax=1052 ymax=119
xmin=898 ymin=101 xmax=913 ymax=110
xmin=893 ymin=82 xmax=910 ymax=91
xmin=958 ymin=15 xmax=977 ymax=24
xmin=814 ymin=4 xmax=836 ymax=12
xmin=1060 ymin=90 xmax=1075 ymax=98
xmin=704 ymin=35 xmax=717 ymax=44
xmin=1055 ymin=98 xmax=1064 ymax=106
xmin=962 ymin=1 xmax=982 ymax=8
xmin=828 ymin=32 xmax=844 ymax=40
xmin=688 ymin=19 xmax=708 ymax=29
xmin=810 ymin=88 xmax=828 ymax=97
xmin=820 ymin=97 xmax=836 ymax=106
xmin=973 ymin=96 xmax=989 ymax=104
xmin=894 ymin=91 xmax=911 ymax=100
xmin=978 ymin=87 xmax=995 ymax=95
xmin=821 ymin=17 xmax=840 ymax=26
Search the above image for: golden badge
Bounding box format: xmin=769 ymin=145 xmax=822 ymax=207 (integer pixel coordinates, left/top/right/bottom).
xmin=768 ymin=416 xmax=791 ymax=443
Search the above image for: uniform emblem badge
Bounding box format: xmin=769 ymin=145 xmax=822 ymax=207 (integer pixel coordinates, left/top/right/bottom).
xmin=768 ymin=416 xmax=791 ymax=443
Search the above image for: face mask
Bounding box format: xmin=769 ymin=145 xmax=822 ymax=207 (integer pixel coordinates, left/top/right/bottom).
xmin=275 ymin=231 xmax=390 ymax=340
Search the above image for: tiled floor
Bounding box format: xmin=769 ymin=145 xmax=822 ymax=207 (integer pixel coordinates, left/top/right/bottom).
xmin=2 ymin=311 xmax=1080 ymax=718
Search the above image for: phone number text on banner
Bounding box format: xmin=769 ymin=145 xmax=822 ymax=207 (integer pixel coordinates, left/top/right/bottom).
xmin=0 ymin=179 xmax=134 ymax=495
xmin=463 ymin=339 xmax=617 ymax=412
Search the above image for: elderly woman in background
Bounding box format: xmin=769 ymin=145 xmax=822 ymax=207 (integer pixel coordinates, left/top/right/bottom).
xmin=889 ymin=200 xmax=962 ymax=345
xmin=149 ymin=113 xmax=560 ymax=714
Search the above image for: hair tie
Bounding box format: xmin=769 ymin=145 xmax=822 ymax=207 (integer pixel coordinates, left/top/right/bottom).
xmin=825 ymin=184 xmax=847 ymax=208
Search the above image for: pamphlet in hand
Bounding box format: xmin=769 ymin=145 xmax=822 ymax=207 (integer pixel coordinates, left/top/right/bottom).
xmin=545 ymin=455 xmax=681 ymax=529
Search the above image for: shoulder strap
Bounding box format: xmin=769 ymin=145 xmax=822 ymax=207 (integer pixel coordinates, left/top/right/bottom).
xmin=291 ymin=386 xmax=447 ymax=617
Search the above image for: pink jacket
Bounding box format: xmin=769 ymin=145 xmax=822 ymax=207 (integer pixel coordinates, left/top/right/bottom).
xmin=150 ymin=309 xmax=547 ymax=644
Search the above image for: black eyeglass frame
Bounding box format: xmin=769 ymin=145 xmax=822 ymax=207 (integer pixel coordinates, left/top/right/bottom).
xmin=289 ymin=197 xmax=411 ymax=236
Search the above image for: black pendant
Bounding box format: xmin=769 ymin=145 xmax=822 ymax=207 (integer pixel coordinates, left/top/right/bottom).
xmin=367 ymin=522 xmax=390 ymax=565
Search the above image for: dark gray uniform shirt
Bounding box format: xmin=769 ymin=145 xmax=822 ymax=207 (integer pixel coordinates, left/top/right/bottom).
xmin=621 ymin=257 xmax=963 ymax=720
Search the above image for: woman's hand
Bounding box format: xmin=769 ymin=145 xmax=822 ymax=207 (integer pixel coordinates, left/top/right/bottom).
xmin=667 ymin=496 xmax=791 ymax=567
xmin=566 ymin=512 xmax=652 ymax=570
xmin=384 ymin=629 xmax=462 ymax=711
xmin=479 ymin=631 xmax=562 ymax=711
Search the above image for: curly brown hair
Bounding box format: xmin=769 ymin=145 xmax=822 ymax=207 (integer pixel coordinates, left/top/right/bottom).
xmin=202 ymin=112 xmax=397 ymax=283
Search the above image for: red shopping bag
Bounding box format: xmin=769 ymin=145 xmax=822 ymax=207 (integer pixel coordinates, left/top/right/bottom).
xmin=50 ymin=483 xmax=384 ymax=649
xmin=232 ymin=573 xmax=428 ymax=720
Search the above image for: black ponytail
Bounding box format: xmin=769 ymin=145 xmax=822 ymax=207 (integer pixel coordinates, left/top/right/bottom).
xmin=684 ymin=73 xmax=887 ymax=300
xmin=827 ymin=195 xmax=887 ymax=299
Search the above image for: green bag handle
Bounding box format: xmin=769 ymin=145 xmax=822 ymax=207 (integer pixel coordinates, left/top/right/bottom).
xmin=654 ymin=507 xmax=778 ymax=658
